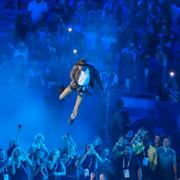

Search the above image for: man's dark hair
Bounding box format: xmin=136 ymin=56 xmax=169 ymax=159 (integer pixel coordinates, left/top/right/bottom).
xmin=162 ymin=136 xmax=171 ymax=142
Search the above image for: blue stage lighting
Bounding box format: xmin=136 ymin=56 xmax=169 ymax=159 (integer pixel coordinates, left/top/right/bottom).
xmin=73 ymin=49 xmax=78 ymax=54
xmin=169 ymin=71 xmax=175 ymax=77
xmin=68 ymin=27 xmax=72 ymax=32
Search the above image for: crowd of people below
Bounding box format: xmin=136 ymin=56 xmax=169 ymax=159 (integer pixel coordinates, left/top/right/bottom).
xmin=0 ymin=1 xmax=180 ymax=180
xmin=0 ymin=126 xmax=179 ymax=180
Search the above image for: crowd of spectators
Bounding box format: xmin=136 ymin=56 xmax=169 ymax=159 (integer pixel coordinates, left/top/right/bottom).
xmin=0 ymin=0 xmax=180 ymax=101
xmin=0 ymin=1 xmax=179 ymax=179
xmin=0 ymin=126 xmax=179 ymax=180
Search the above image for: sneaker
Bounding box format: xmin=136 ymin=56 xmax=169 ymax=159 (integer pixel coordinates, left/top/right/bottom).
xmin=67 ymin=117 xmax=74 ymax=126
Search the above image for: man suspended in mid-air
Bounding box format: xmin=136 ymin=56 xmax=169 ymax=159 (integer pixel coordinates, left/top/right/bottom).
xmin=59 ymin=58 xmax=103 ymax=125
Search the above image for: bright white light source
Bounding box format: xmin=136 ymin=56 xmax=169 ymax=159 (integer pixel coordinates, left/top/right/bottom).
xmin=68 ymin=27 xmax=72 ymax=32
xmin=73 ymin=49 xmax=78 ymax=54
xmin=169 ymin=71 xmax=175 ymax=77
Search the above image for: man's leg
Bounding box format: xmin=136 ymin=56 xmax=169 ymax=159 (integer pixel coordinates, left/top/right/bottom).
xmin=59 ymin=86 xmax=72 ymax=100
xmin=68 ymin=93 xmax=83 ymax=125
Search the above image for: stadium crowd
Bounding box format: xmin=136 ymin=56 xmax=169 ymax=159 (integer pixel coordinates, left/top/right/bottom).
xmin=0 ymin=0 xmax=180 ymax=101
xmin=0 ymin=1 xmax=180 ymax=180
xmin=0 ymin=127 xmax=179 ymax=180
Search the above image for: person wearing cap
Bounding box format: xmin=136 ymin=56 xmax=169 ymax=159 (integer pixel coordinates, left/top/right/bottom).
xmin=59 ymin=59 xmax=103 ymax=125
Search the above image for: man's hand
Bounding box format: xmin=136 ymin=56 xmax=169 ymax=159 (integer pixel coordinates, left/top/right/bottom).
xmin=90 ymin=172 xmax=95 ymax=180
